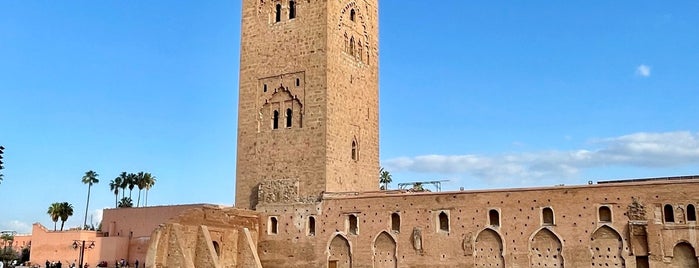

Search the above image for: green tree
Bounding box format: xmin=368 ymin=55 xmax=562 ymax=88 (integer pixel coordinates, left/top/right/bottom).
xmin=58 ymin=202 xmax=74 ymax=231
xmin=126 ymin=172 xmax=137 ymax=199
xmin=118 ymin=197 xmax=133 ymax=208
xmin=0 ymin=233 xmax=13 ymax=248
xmin=81 ymin=170 xmax=99 ymax=229
xmin=379 ymin=167 xmax=393 ymax=190
xmin=118 ymin=172 xmax=129 ymax=199
xmin=47 ymin=203 xmax=61 ymax=231
xmin=109 ymin=178 xmax=121 ymax=208
xmin=144 ymin=172 xmax=156 ymax=207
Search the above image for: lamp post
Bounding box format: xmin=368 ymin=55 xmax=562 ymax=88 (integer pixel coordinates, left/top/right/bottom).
xmin=72 ymin=240 xmax=95 ymax=268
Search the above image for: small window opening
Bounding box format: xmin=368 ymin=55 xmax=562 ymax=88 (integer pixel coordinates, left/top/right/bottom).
xmin=391 ymin=213 xmax=400 ymax=233
xmin=438 ymin=211 xmax=449 ymax=232
xmin=348 ymin=214 xmax=358 ymax=235
xmin=599 ymin=206 xmax=612 ymax=222
xmin=688 ymin=204 xmax=697 ymax=222
xmin=269 ymin=217 xmax=278 ymax=234
xmin=489 ymin=209 xmax=500 ymax=227
xmin=285 ymin=108 xmax=292 ymax=128
xmin=351 ymin=140 xmax=357 ymax=161
xmin=308 ymin=216 xmax=316 ymax=236
xmin=263 ymin=84 xmax=267 ymax=92
xmin=288 ymin=1 xmax=296 ymax=19
xmin=275 ymin=4 xmax=282 ymax=22
xmin=542 ymin=207 xmax=554 ymax=225
xmin=295 ymin=78 xmax=300 ymax=87
xmin=212 ymin=241 xmax=221 ymax=257
xmin=349 ymin=37 xmax=355 ymax=56
xmin=350 ymin=9 xmax=356 ymax=22
xmin=272 ymin=110 xmax=279 ymax=129
xmin=664 ymin=204 xmax=675 ymax=223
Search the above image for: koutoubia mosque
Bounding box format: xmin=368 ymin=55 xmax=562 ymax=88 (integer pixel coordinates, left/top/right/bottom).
xmin=16 ymin=1 xmax=699 ymax=267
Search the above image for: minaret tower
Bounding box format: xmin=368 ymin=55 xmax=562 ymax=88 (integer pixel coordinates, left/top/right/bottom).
xmin=235 ymin=0 xmax=379 ymax=209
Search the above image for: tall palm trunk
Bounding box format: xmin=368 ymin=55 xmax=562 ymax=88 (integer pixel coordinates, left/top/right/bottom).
xmin=84 ymin=184 xmax=91 ymax=228
xmin=115 ymin=193 xmax=118 ymax=208
xmin=145 ymin=190 xmax=149 ymax=207
xmin=137 ymin=190 xmax=142 ymax=207
xmin=60 ymin=220 xmax=66 ymax=231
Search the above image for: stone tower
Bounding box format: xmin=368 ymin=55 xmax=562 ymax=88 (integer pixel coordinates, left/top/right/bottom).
xmin=235 ymin=0 xmax=379 ymax=209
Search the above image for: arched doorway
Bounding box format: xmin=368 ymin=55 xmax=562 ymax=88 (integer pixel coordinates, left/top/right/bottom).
xmin=590 ymin=226 xmax=625 ymax=267
xmin=672 ymin=242 xmax=698 ymax=268
xmin=474 ymin=229 xmax=504 ymax=267
xmin=373 ymin=231 xmax=397 ymax=268
xmin=530 ymin=228 xmax=564 ymax=267
xmin=328 ymin=235 xmax=352 ymax=268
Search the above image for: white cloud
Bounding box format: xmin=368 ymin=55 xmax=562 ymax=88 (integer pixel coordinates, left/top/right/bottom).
xmin=636 ymin=64 xmax=651 ymax=77
xmin=384 ymin=131 xmax=699 ymax=186
xmin=0 ymin=220 xmax=33 ymax=234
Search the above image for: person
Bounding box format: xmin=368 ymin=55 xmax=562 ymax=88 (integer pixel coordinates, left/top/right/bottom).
xmin=56 ymin=261 xmax=62 ymax=268
xmin=46 ymin=260 xmax=50 ymax=268
xmin=134 ymin=260 xmax=139 ymax=268
xmin=1 ymin=259 xmax=5 ymax=268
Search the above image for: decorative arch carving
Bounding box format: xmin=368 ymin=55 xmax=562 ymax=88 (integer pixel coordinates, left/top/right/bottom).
xmin=529 ymin=228 xmax=564 ymax=268
xmin=328 ymin=233 xmax=352 ymax=268
xmin=372 ymin=231 xmax=397 ymax=268
xmin=474 ymin=228 xmax=504 ymax=267
xmin=338 ymin=1 xmax=370 ymax=63
xmin=259 ymin=85 xmax=303 ymax=131
xmin=590 ymin=225 xmax=625 ymax=267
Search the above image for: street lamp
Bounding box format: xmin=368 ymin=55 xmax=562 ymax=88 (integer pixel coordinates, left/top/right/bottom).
xmin=72 ymin=240 xmax=95 ymax=268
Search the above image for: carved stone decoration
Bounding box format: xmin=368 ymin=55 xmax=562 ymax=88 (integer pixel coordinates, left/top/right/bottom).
xmin=462 ymin=232 xmax=473 ymax=256
xmin=411 ymin=227 xmax=423 ymax=253
xmin=675 ymin=206 xmax=686 ymax=224
xmin=628 ymin=197 xmax=647 ymax=220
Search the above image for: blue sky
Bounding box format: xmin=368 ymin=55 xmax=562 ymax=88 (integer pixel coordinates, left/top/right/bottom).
xmin=1 ymin=1 xmax=698 ymax=233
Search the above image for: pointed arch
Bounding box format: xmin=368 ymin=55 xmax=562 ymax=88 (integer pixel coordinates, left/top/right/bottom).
xmin=530 ymin=228 xmax=564 ymax=268
xmin=590 ymin=225 xmax=625 ymax=267
xmin=328 ymin=234 xmax=352 ymax=268
xmin=275 ymin=3 xmax=282 ymax=22
xmin=474 ymin=228 xmax=504 ymax=267
xmin=288 ymin=1 xmax=296 ymax=19
xmin=672 ymin=242 xmax=698 ymax=268
xmin=373 ymin=231 xmax=397 ymax=268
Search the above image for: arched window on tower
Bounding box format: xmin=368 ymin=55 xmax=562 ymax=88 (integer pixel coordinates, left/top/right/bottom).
xmin=275 ymin=4 xmax=282 ymax=22
xmin=285 ymin=108 xmax=292 ymax=128
xmin=489 ymin=209 xmax=500 ymax=227
xmin=350 ymin=9 xmax=356 ymax=22
xmin=351 ymin=140 xmax=358 ymax=161
xmin=269 ymin=216 xmax=278 ymax=234
xmin=307 ymin=216 xmax=316 ymax=236
xmin=438 ymin=211 xmax=449 ymax=232
xmin=348 ymin=214 xmax=358 ymax=235
xmin=288 ymin=1 xmax=296 ymax=19
xmin=272 ymin=110 xmax=279 ymax=129
xmin=349 ymin=36 xmax=355 ymax=57
xmin=599 ymin=206 xmax=612 ymax=222
xmin=664 ymin=204 xmax=675 ymax=223
xmin=542 ymin=207 xmax=554 ymax=225
xmin=391 ymin=213 xmax=400 ymax=233
xmin=688 ymin=204 xmax=697 ymax=222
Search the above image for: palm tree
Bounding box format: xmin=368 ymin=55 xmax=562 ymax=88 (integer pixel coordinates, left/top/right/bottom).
xmin=136 ymin=172 xmax=145 ymax=207
xmin=109 ymin=178 xmax=121 ymax=208
xmin=81 ymin=170 xmax=99 ymax=229
xmin=126 ymin=172 xmax=137 ymax=199
xmin=58 ymin=202 xmax=74 ymax=231
xmin=379 ymin=167 xmax=393 ymax=190
xmin=118 ymin=172 xmax=128 ymax=199
xmin=118 ymin=197 xmax=133 ymax=208
xmin=47 ymin=203 xmax=61 ymax=231
xmin=144 ymin=173 xmax=156 ymax=207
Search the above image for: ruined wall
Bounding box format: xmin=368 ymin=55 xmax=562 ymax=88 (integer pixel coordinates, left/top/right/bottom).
xmin=145 ymin=206 xmax=261 ymax=268
xmin=256 ymin=179 xmax=699 ymax=267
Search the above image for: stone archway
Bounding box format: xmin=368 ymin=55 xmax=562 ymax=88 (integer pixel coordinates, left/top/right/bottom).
xmin=373 ymin=231 xmax=397 ymax=268
xmin=590 ymin=225 xmax=625 ymax=267
xmin=530 ymin=228 xmax=564 ymax=268
xmin=328 ymin=234 xmax=352 ymax=268
xmin=672 ymin=242 xmax=698 ymax=268
xmin=474 ymin=229 xmax=504 ymax=267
